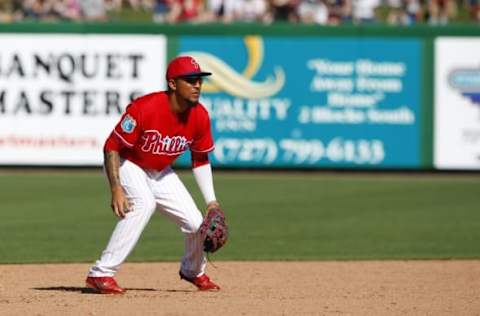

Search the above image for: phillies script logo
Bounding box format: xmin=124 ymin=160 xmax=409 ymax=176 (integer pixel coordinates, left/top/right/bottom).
xmin=140 ymin=130 xmax=192 ymax=155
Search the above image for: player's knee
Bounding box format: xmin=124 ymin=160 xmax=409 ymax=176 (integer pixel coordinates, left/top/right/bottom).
xmin=132 ymin=196 xmax=156 ymax=215
xmin=146 ymin=198 xmax=156 ymax=213
xmin=185 ymin=211 xmax=203 ymax=234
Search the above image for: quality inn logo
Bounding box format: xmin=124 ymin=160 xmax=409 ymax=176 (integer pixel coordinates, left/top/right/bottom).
xmin=183 ymin=36 xmax=285 ymax=99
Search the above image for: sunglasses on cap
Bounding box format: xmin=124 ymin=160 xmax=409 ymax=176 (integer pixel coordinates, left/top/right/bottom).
xmin=178 ymin=76 xmax=203 ymax=84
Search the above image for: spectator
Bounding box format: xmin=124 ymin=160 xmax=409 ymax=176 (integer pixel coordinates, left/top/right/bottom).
xmin=105 ymin=0 xmax=153 ymax=11
xmin=298 ymin=0 xmax=329 ymax=24
xmin=136 ymin=0 xmax=155 ymax=10
xmin=167 ymin=0 xmax=204 ymax=23
xmin=427 ymin=0 xmax=457 ymax=24
xmin=200 ymin=0 xmax=236 ymax=22
xmin=231 ymin=0 xmax=268 ymax=22
xmin=0 ymin=0 xmax=12 ymax=22
xmin=404 ymin=0 xmax=424 ymax=24
xmin=386 ymin=0 xmax=408 ymax=24
xmin=52 ymin=0 xmax=82 ymax=21
xmin=20 ymin=0 xmax=36 ymax=20
xmin=104 ymin=0 xmax=123 ymax=11
xmin=327 ymin=0 xmax=352 ymax=24
xmin=470 ymin=0 xmax=480 ymax=22
xmin=266 ymin=0 xmax=300 ymax=22
xmin=350 ymin=0 xmax=381 ymax=23
xmin=153 ymin=0 xmax=171 ymax=22
xmin=20 ymin=0 xmax=49 ymax=20
xmin=8 ymin=0 xmax=24 ymax=21
xmin=78 ymin=0 xmax=107 ymax=20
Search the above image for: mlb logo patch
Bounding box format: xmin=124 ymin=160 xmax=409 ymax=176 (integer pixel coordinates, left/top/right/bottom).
xmin=121 ymin=114 xmax=136 ymax=133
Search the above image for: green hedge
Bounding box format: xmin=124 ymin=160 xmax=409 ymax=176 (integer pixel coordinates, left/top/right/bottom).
xmin=1 ymin=21 xmax=480 ymax=37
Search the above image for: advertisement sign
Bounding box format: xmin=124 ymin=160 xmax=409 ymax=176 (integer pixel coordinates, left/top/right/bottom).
xmin=177 ymin=36 xmax=422 ymax=168
xmin=0 ymin=34 xmax=166 ymax=165
xmin=435 ymin=38 xmax=480 ymax=170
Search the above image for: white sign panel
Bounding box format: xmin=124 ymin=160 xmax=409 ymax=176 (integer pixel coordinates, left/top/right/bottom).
xmin=0 ymin=34 xmax=166 ymax=165
xmin=435 ymin=38 xmax=480 ymax=170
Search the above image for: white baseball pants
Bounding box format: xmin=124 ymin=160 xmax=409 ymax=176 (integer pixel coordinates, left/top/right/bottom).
xmin=88 ymin=159 xmax=206 ymax=279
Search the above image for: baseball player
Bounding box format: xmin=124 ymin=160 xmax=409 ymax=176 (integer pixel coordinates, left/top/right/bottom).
xmin=85 ymin=56 xmax=221 ymax=294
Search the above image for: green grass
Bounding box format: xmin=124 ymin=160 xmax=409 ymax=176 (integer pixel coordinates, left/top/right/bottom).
xmin=0 ymin=170 xmax=479 ymax=263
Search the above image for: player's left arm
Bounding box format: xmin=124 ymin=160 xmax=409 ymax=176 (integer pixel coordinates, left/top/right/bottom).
xmin=193 ymin=152 xmax=229 ymax=253
xmin=191 ymin=106 xmax=217 ymax=209
xmin=192 ymin=152 xmax=219 ymax=210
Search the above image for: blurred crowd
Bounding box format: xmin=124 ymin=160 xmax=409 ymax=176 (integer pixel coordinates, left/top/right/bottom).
xmin=0 ymin=0 xmax=479 ymax=25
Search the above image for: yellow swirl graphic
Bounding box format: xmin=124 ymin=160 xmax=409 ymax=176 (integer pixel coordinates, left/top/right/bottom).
xmin=184 ymin=36 xmax=285 ymax=99
xmin=242 ymin=36 xmax=263 ymax=79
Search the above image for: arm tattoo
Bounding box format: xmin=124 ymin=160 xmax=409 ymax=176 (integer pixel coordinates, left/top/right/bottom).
xmin=104 ymin=150 xmax=121 ymax=188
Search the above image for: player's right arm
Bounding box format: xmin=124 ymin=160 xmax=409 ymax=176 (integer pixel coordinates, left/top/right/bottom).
xmin=102 ymin=102 xmax=142 ymax=218
xmin=103 ymin=149 xmax=130 ymax=218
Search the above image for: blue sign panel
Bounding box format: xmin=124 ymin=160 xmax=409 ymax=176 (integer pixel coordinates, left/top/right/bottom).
xmin=176 ymin=36 xmax=422 ymax=168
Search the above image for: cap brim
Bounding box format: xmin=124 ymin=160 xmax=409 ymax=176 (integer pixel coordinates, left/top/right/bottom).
xmin=177 ymin=71 xmax=212 ymax=78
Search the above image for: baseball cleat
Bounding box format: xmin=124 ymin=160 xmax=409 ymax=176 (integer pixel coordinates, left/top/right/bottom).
xmin=85 ymin=276 xmax=126 ymax=294
xmin=179 ymin=271 xmax=220 ymax=291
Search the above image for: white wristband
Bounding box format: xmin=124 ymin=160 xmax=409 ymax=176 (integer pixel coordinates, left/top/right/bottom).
xmin=192 ymin=163 xmax=217 ymax=204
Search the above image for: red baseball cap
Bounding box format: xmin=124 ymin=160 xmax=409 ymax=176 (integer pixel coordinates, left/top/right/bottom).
xmin=166 ymin=56 xmax=212 ymax=80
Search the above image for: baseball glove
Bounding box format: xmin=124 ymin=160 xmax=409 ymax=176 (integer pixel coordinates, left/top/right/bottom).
xmin=199 ymin=206 xmax=229 ymax=253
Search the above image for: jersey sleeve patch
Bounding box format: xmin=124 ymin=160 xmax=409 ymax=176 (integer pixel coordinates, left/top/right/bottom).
xmin=121 ymin=114 xmax=137 ymax=134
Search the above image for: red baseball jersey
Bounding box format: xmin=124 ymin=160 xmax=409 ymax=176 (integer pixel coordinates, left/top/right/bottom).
xmin=104 ymin=91 xmax=214 ymax=170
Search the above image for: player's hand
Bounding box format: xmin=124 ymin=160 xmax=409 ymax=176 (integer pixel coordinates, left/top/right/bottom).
xmin=206 ymin=201 xmax=220 ymax=212
xmin=110 ymin=185 xmax=131 ymax=218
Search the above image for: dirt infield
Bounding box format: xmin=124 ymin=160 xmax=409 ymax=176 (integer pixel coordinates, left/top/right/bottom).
xmin=1 ymin=261 xmax=479 ymax=315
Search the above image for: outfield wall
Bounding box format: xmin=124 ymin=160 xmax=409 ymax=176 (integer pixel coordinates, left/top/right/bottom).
xmin=0 ymin=23 xmax=479 ymax=170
